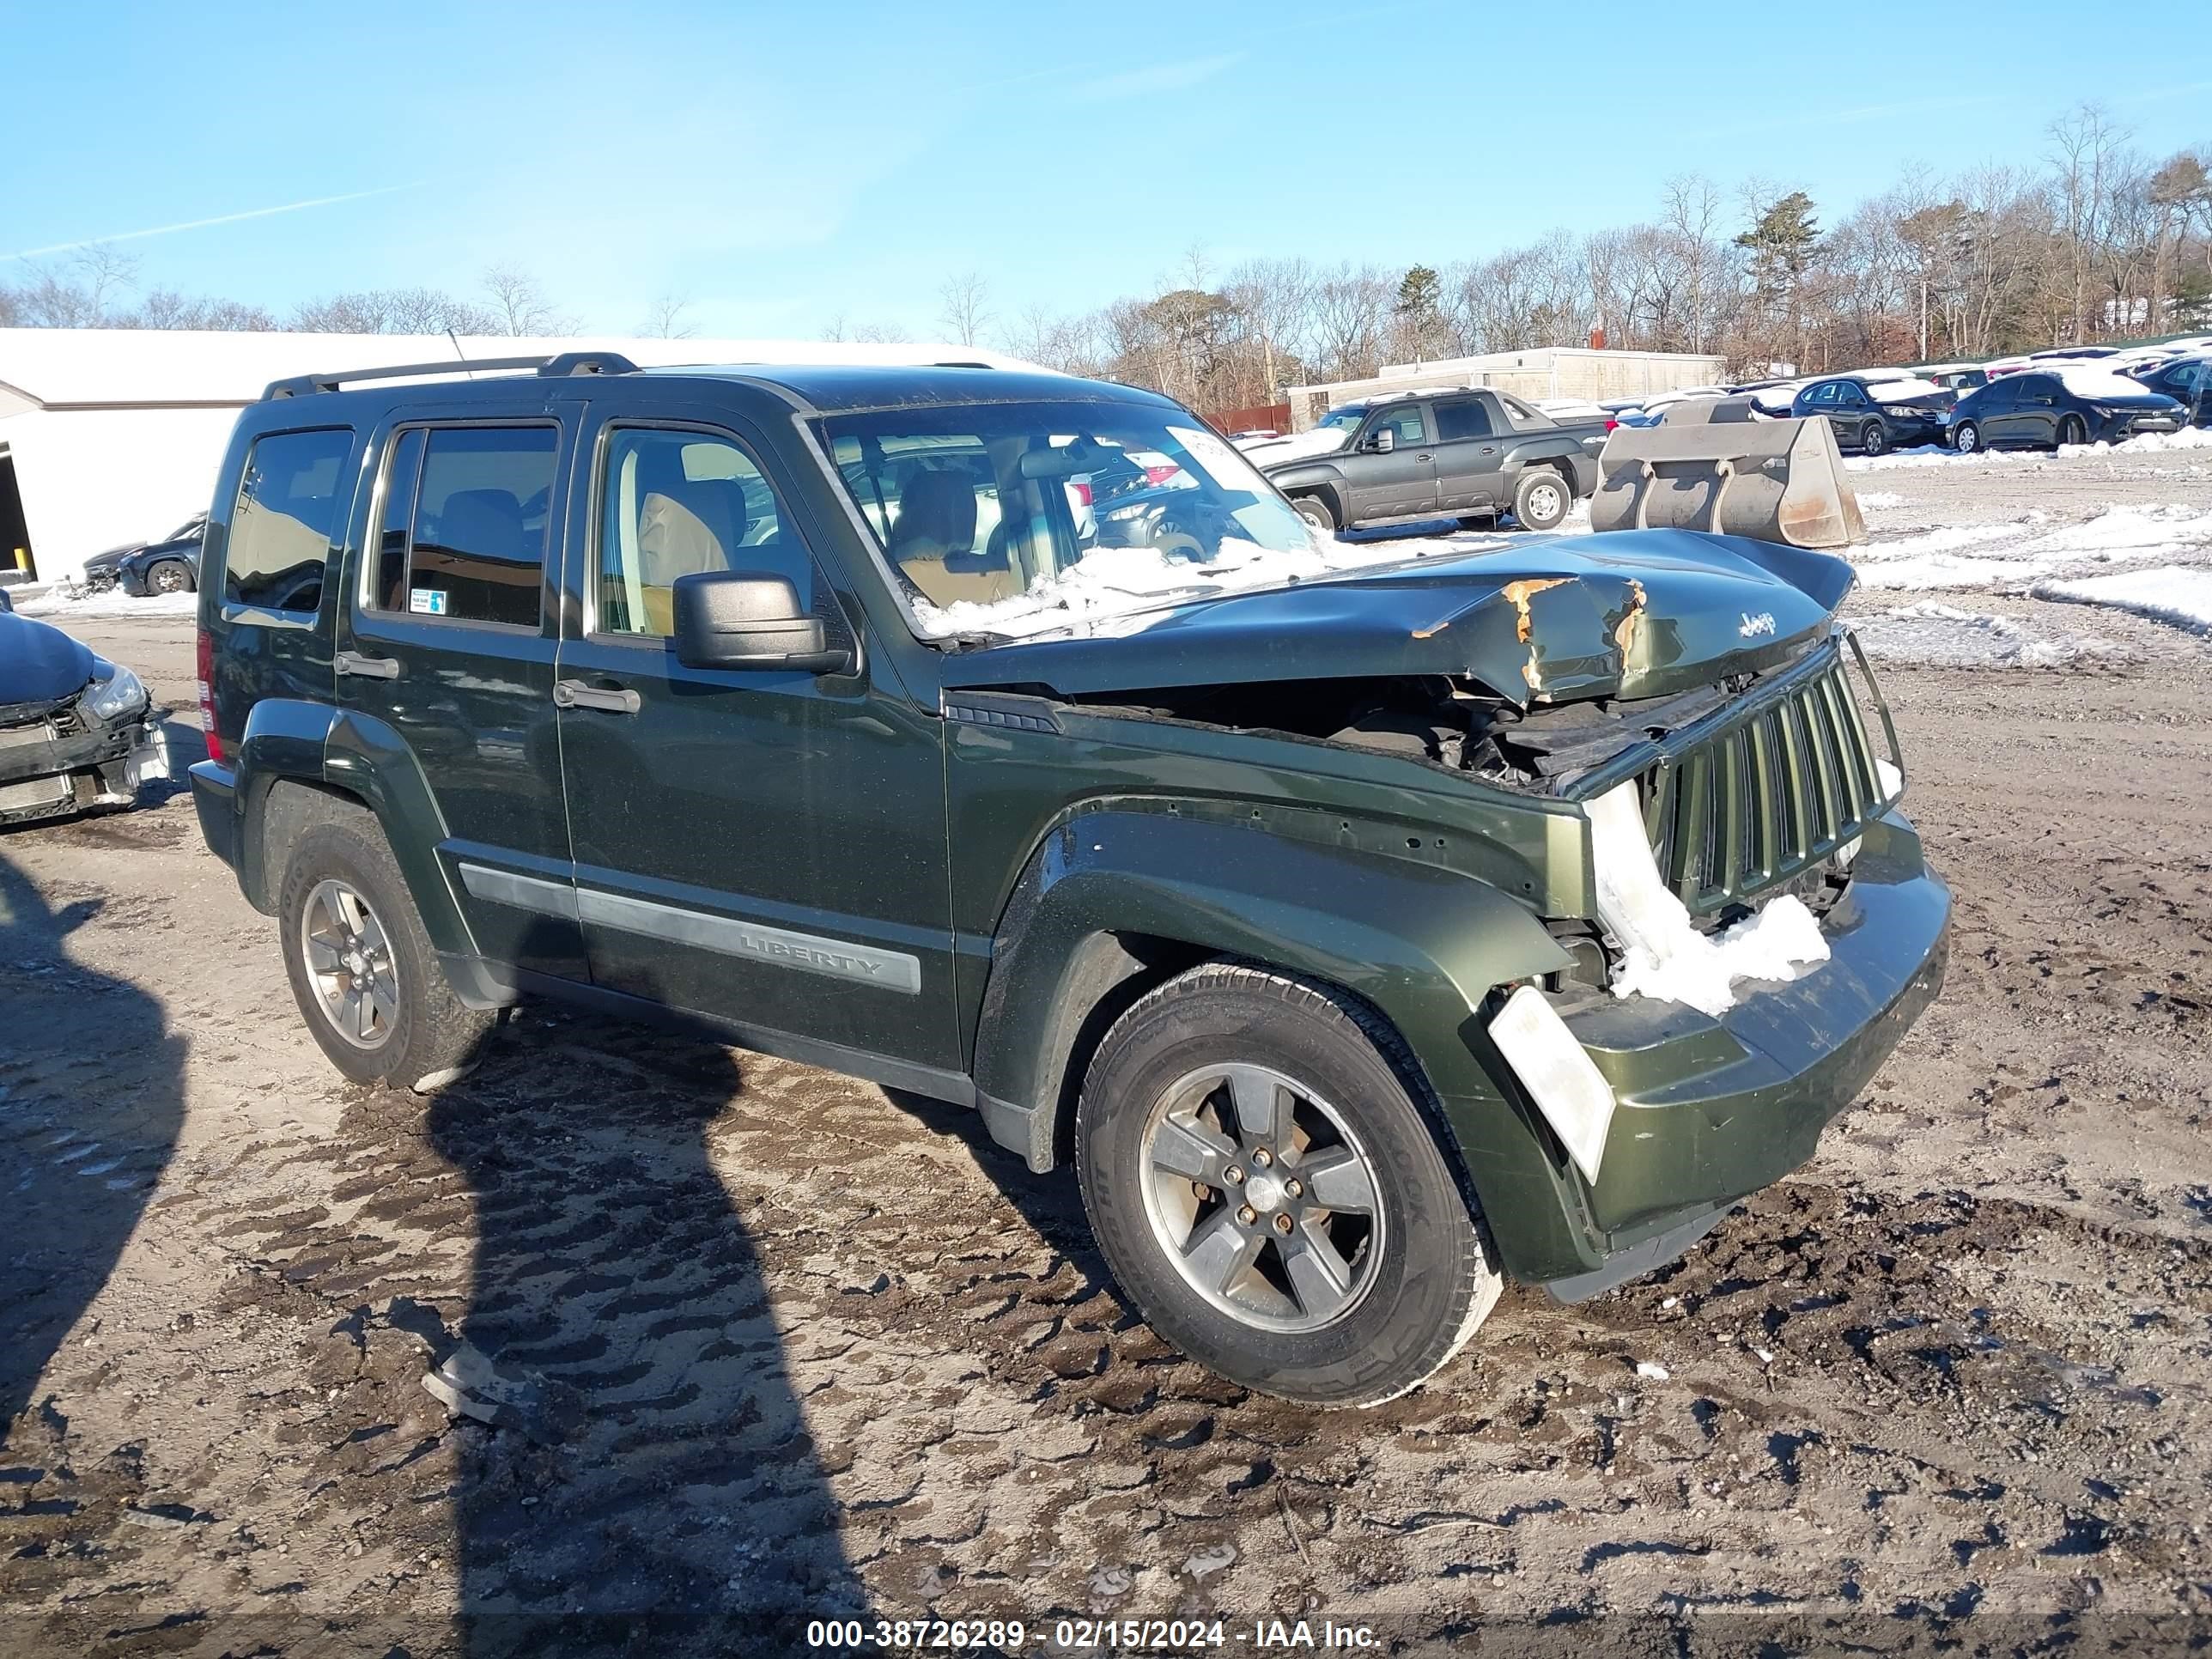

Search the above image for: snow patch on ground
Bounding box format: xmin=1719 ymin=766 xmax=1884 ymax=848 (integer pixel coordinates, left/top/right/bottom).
xmin=17 ymin=586 xmax=199 ymax=620
xmin=2057 ymin=425 xmax=2212 ymax=458
xmin=1852 ymin=503 xmax=2212 ymax=591
xmin=1855 ymin=489 xmax=1907 ymax=510
xmin=1854 ymin=601 xmax=2129 ymax=668
xmin=2031 ymin=567 xmax=2212 ymax=635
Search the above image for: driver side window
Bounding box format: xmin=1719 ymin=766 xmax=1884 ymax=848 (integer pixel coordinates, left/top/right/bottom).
xmin=594 ymin=428 xmax=810 ymax=639
xmin=1370 ymin=405 xmax=1427 ymax=447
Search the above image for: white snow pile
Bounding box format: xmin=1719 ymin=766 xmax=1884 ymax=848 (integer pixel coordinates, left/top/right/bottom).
xmin=2031 ymin=568 xmax=2212 ymax=635
xmin=16 ymin=586 xmax=198 ymax=620
xmin=1853 ymin=503 xmax=2212 ymax=592
xmin=1588 ymin=782 xmax=1831 ymax=1018
xmin=1855 ymin=489 xmax=1907 ymax=510
xmin=1854 ymin=600 xmax=2127 ymax=668
xmin=1846 ymin=446 xmax=2022 ymax=473
xmin=2057 ymin=425 xmax=2212 ymax=458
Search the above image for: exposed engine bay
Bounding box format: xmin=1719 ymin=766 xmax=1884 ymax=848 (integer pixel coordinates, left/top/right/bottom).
xmin=1066 ymin=670 xmax=1756 ymax=793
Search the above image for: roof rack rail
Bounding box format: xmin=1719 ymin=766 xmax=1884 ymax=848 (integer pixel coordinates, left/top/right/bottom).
xmin=260 ymin=351 xmax=641 ymax=401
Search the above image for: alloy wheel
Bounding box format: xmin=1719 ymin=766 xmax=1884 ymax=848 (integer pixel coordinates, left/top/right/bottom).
xmin=1139 ymin=1062 xmax=1386 ymax=1334
xmin=299 ymin=878 xmax=398 ymax=1050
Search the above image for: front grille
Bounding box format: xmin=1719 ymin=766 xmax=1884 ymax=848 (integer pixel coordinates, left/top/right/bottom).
xmin=1638 ymin=648 xmax=1893 ymax=915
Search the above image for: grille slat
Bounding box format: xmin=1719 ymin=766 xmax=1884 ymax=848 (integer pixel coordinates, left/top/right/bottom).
xmin=1636 ymin=654 xmax=1881 ymax=915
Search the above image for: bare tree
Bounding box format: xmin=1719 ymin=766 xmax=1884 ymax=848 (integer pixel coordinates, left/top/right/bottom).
xmin=938 ymin=272 xmax=993 ymax=347
xmin=641 ymin=291 xmax=697 ymax=338
xmin=481 ymin=264 xmax=573 ymax=336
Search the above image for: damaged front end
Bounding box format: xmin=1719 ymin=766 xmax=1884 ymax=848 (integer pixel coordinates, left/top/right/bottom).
xmin=942 ymin=531 xmax=1948 ymax=1297
xmin=0 ymin=670 xmax=169 ymax=827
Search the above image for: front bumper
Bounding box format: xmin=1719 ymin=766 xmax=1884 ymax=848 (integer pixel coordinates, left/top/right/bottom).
xmin=0 ymin=708 xmax=167 ymax=824
xmin=1537 ymin=808 xmax=1948 ymax=1284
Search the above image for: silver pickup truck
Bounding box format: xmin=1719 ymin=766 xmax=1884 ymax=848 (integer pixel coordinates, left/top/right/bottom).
xmin=1249 ymin=386 xmax=1607 ymax=536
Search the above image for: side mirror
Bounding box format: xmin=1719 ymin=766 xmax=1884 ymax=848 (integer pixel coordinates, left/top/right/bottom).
xmin=672 ymin=572 xmax=854 ymax=675
xmin=1366 ymin=428 xmax=1396 ymax=453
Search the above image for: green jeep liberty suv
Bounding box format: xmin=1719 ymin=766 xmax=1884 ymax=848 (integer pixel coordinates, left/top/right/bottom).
xmin=190 ymin=354 xmax=1947 ymax=1407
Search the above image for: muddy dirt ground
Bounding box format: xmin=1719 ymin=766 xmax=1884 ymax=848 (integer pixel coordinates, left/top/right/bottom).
xmin=3 ymin=452 xmax=2209 ymax=1656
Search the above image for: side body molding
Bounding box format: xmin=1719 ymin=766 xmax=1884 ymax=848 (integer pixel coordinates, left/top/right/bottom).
xmin=968 ymin=809 xmax=1605 ymax=1279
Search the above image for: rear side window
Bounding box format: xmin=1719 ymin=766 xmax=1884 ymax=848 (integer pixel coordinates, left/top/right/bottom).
xmin=226 ymin=428 xmax=353 ymax=611
xmin=1434 ymin=399 xmax=1494 ymax=441
xmin=368 ymin=425 xmax=557 ymax=628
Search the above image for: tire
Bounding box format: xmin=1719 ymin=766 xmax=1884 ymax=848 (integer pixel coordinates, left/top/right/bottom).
xmin=2057 ymin=415 xmax=2087 ymax=449
xmin=277 ymin=816 xmax=494 ymax=1091
xmin=146 ymin=559 xmax=194 ymax=595
xmin=1860 ymin=422 xmax=1887 ymax=457
xmin=1510 ymin=467 xmax=1571 ymax=532
xmin=1291 ymin=494 xmax=1337 ymax=533
xmin=1075 ymin=964 xmax=1501 ymax=1407
xmin=1953 ymin=421 xmax=1980 ymax=454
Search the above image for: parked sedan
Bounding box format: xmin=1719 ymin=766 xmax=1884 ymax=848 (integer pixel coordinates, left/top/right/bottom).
xmin=0 ymin=606 xmax=169 ymax=825
xmin=2125 ymin=354 xmax=2210 ymax=426
xmin=1790 ymin=375 xmax=1948 ymax=455
xmin=1948 ymin=368 xmax=2189 ymax=453
xmin=117 ymin=514 xmax=207 ymax=596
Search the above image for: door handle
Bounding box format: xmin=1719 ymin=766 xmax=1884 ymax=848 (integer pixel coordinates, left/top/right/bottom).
xmin=553 ymin=678 xmax=641 ymax=714
xmin=335 ymin=650 xmax=400 ymax=680
xmin=1480 ymin=445 xmax=1498 ymax=455
xmin=1416 ymin=452 xmax=1432 ymax=462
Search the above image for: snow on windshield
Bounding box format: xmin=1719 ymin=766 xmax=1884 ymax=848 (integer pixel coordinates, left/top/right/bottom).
xmin=817 ymin=398 xmax=1516 ymax=643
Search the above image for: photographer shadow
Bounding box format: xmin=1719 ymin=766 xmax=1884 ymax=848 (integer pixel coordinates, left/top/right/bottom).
xmin=423 ymin=998 xmax=866 ymax=1656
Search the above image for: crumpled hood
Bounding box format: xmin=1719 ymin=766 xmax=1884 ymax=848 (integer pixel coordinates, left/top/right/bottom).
xmin=0 ymin=611 xmax=98 ymax=707
xmin=1243 ymin=428 xmax=1351 ymax=469
xmin=940 ymin=530 xmax=1855 ymax=707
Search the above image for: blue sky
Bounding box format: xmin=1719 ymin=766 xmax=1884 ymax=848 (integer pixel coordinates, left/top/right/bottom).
xmin=4 ymin=0 xmax=2208 ymax=340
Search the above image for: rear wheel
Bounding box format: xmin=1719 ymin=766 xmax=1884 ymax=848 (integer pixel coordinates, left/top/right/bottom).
xmin=2057 ymin=415 xmax=2087 ymax=448
xmin=1859 ymin=422 xmax=1887 ymax=457
xmin=279 ymin=817 xmax=493 ymax=1091
xmin=1076 ymin=964 xmax=1500 ymax=1407
xmin=1953 ymin=421 xmax=1980 ymax=453
xmin=146 ymin=558 xmax=194 ymax=595
xmin=1291 ymin=494 xmax=1337 ymax=533
xmin=1510 ymin=467 xmax=1571 ymax=532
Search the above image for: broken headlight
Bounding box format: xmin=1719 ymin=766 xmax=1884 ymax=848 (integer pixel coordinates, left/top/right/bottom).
xmin=83 ymin=661 xmax=149 ymax=725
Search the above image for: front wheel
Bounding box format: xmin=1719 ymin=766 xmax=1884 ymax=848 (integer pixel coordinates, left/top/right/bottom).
xmin=1291 ymin=494 xmax=1337 ymax=533
xmin=1860 ymin=422 xmax=1887 ymax=457
xmin=1075 ymin=964 xmax=1501 ymax=1407
xmin=278 ymin=817 xmax=494 ymax=1091
xmin=146 ymin=559 xmax=194 ymax=595
xmin=1953 ymin=421 xmax=1980 ymax=453
xmin=2057 ymin=415 xmax=2087 ymax=448
xmin=1510 ymin=468 xmax=1571 ymax=532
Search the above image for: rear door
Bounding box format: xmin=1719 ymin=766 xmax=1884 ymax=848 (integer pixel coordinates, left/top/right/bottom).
xmin=1429 ymin=395 xmax=1504 ymax=513
xmin=550 ymin=395 xmax=957 ymax=1069
xmin=336 ymin=405 xmax=586 ymax=980
xmin=1346 ymin=403 xmax=1437 ymax=520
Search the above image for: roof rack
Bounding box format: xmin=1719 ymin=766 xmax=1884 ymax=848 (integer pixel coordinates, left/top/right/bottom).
xmin=261 ymin=350 xmax=640 ymax=401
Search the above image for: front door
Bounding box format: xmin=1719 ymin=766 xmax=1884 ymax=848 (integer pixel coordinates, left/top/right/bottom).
xmin=2012 ymin=376 xmax=2061 ymax=446
xmin=552 ymin=404 xmax=957 ymax=1069
xmin=336 ymin=406 xmax=586 ymax=980
xmin=1429 ymin=396 xmax=1504 ymax=512
xmin=1348 ymin=404 xmax=1437 ymax=520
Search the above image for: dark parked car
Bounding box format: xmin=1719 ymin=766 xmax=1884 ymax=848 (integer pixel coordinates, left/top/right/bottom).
xmin=0 ymin=605 xmax=168 ymax=825
xmin=1948 ymin=368 xmax=2188 ymax=453
xmin=118 ymin=513 xmax=208 ymax=595
xmin=2124 ymin=354 xmax=2210 ymax=426
xmin=1790 ymin=376 xmax=1948 ymax=456
xmin=190 ymin=352 xmax=1946 ymax=1407
xmin=1250 ymin=388 xmax=1607 ymax=534
xmin=76 ymin=513 xmax=206 ymax=593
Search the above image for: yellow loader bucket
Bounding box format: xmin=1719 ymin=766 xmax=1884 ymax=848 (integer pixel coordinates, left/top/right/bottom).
xmin=1592 ymin=398 xmax=1866 ymax=549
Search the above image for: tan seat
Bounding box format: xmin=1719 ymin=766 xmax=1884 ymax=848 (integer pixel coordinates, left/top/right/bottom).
xmin=886 ymin=470 xmax=1022 ymax=606
xmin=635 ymin=491 xmax=732 ymax=635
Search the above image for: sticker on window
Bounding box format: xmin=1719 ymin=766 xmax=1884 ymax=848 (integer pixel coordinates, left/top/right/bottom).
xmin=409 ymin=588 xmax=448 ymax=616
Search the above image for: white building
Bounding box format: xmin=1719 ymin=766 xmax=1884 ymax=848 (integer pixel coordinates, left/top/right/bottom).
xmin=1284 ymin=346 xmax=1730 ymax=430
xmin=0 ymin=329 xmax=1034 ymax=584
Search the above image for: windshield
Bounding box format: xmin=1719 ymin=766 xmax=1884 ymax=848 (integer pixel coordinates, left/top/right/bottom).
xmin=1316 ymin=404 xmax=1368 ymax=433
xmin=817 ymin=398 xmax=1326 ymax=640
xmin=165 ymin=516 xmax=206 ymax=543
